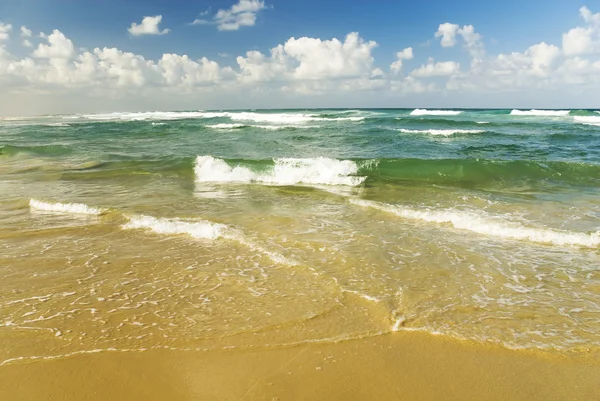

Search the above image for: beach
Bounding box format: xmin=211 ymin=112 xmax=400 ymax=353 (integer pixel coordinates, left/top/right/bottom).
xmin=1 ymin=108 xmax=599 ymax=399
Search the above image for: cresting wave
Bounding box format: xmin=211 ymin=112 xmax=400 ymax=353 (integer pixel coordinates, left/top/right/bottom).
xmin=398 ymin=128 xmax=484 ymax=136
xmin=510 ymin=109 xmax=571 ymax=116
xmin=351 ymin=199 xmax=600 ymax=248
xmin=410 ymin=109 xmax=462 ymax=116
xmin=194 ymin=156 xmax=366 ymax=186
xmin=29 ymin=199 xmax=106 ymax=215
xmin=206 ymin=123 xmax=314 ymax=130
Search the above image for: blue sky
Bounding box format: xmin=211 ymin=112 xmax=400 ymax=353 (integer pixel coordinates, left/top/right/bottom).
xmin=0 ymin=1 xmax=599 ymax=114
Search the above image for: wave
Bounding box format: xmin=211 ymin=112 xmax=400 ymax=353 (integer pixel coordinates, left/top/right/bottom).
xmin=0 ymin=144 xmax=73 ymax=157
xmin=29 ymin=199 xmax=106 ymax=215
xmin=573 ymin=116 xmax=600 ymax=126
xmin=410 ymin=109 xmax=462 ymax=116
xmin=351 ymin=199 xmax=600 ymax=248
xmin=72 ymin=111 xmax=364 ymax=124
xmin=206 ymin=123 xmax=247 ymax=129
xmin=122 ymin=215 xmax=296 ymax=265
xmin=398 ymin=129 xmax=485 ymax=136
xmin=76 ymin=111 xmax=210 ymax=121
xmin=122 ymin=215 xmax=226 ymax=240
xmin=510 ymin=109 xmax=570 ymax=117
xmin=194 ymin=156 xmax=366 ymax=186
xmin=206 ymin=123 xmax=315 ymax=130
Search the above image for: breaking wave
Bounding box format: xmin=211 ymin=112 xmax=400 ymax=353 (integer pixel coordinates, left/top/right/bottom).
xmin=351 ymin=199 xmax=600 ymax=248
xmin=410 ymin=109 xmax=463 ymax=116
xmin=398 ymin=128 xmax=485 ymax=136
xmin=194 ymin=156 xmax=366 ymax=186
xmin=29 ymin=199 xmax=106 ymax=216
xmin=510 ymin=109 xmax=570 ymax=117
xmin=573 ymin=116 xmax=600 ymax=126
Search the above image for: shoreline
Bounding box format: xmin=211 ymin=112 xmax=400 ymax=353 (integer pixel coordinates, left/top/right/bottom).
xmin=1 ymin=330 xmax=598 ymax=401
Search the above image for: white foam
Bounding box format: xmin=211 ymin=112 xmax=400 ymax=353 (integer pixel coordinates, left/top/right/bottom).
xmin=29 ymin=199 xmax=106 ymax=216
xmin=398 ymin=128 xmax=484 ymax=136
xmin=206 ymin=123 xmax=247 ymax=129
xmin=573 ymin=116 xmax=600 ymax=126
xmin=122 ymin=215 xmax=225 ymax=240
xmin=228 ymin=112 xmax=363 ymax=124
xmin=194 ymin=156 xmax=365 ymax=186
xmin=78 ymin=111 xmax=212 ymax=121
xmin=351 ymin=199 xmax=600 ymax=248
xmin=510 ymin=109 xmax=570 ymax=117
xmin=122 ymin=215 xmax=296 ymax=265
xmin=410 ymin=109 xmax=462 ymax=116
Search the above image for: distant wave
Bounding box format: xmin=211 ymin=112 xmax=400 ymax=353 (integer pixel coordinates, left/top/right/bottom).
xmin=410 ymin=109 xmax=462 ymax=116
xmin=398 ymin=128 xmax=484 ymax=136
xmin=194 ymin=156 xmax=365 ymax=186
xmin=573 ymin=116 xmax=600 ymax=126
xmin=351 ymin=199 xmax=600 ymax=248
xmin=206 ymin=123 xmax=247 ymax=129
xmin=72 ymin=111 xmax=364 ymax=124
xmin=29 ymin=199 xmax=106 ymax=216
xmin=510 ymin=109 xmax=570 ymax=117
xmin=206 ymin=123 xmax=316 ymax=130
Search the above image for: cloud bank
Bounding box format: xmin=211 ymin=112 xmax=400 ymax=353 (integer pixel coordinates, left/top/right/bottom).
xmin=0 ymin=6 xmax=599 ymax=114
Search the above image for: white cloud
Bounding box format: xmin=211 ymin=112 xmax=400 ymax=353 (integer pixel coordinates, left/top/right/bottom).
xmin=435 ymin=23 xmax=459 ymax=47
xmin=21 ymin=26 xmax=32 ymax=38
xmin=213 ymin=0 xmax=267 ymax=31
xmin=562 ymin=7 xmax=600 ymax=56
xmin=33 ymin=30 xmax=75 ymax=58
xmin=0 ymin=23 xmax=12 ymax=42
xmin=2 ymin=7 xmax=600 ymax=113
xmin=436 ymin=23 xmax=484 ymax=64
xmin=23 ymin=39 xmax=33 ymax=48
xmin=410 ymin=60 xmax=460 ymax=77
xmin=390 ymin=47 xmax=413 ymax=74
xmin=128 ymin=15 xmax=170 ymax=36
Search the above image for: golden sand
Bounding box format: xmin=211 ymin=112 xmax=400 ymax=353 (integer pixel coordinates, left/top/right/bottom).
xmin=1 ymin=331 xmax=598 ymax=401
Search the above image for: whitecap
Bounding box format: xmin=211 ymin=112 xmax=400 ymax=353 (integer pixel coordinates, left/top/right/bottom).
xmin=410 ymin=109 xmax=462 ymax=116
xmin=573 ymin=116 xmax=600 ymax=126
xmin=398 ymin=128 xmax=484 ymax=136
xmin=194 ymin=156 xmax=365 ymax=186
xmin=122 ymin=215 xmax=225 ymax=240
xmin=510 ymin=109 xmax=570 ymax=117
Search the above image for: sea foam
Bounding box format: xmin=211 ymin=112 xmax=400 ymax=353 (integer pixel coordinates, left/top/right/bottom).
xmin=398 ymin=129 xmax=484 ymax=136
xmin=29 ymin=199 xmax=106 ymax=216
xmin=510 ymin=109 xmax=570 ymax=117
xmin=122 ymin=215 xmax=296 ymax=265
xmin=410 ymin=109 xmax=462 ymax=116
xmin=573 ymin=116 xmax=600 ymax=126
xmin=122 ymin=215 xmax=226 ymax=240
xmin=351 ymin=199 xmax=600 ymax=248
xmin=194 ymin=156 xmax=366 ymax=186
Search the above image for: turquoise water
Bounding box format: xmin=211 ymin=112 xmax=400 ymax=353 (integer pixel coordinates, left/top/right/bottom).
xmin=1 ymin=108 xmax=600 ymax=363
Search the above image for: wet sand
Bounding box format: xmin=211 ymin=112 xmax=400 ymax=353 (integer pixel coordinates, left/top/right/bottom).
xmin=1 ymin=331 xmax=598 ymax=401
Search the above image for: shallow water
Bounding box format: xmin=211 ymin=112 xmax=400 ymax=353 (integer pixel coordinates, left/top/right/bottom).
xmin=1 ymin=108 xmax=600 ymax=365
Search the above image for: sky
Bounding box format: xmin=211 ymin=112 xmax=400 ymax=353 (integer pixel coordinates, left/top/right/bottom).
xmin=0 ymin=0 xmax=598 ymax=115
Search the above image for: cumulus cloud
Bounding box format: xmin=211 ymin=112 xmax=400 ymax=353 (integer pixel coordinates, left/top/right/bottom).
xmin=33 ymin=30 xmax=75 ymax=58
xmin=2 ymin=6 xmax=600 ymax=113
xmin=128 ymin=15 xmax=170 ymax=36
xmin=436 ymin=23 xmax=484 ymax=63
xmin=410 ymin=60 xmax=460 ymax=77
xmin=0 ymin=23 xmax=12 ymax=42
xmin=562 ymin=6 xmax=600 ymax=56
xmin=195 ymin=0 xmax=267 ymax=31
xmin=20 ymin=26 xmax=32 ymax=38
xmin=23 ymin=39 xmax=33 ymax=48
xmin=390 ymin=47 xmax=414 ymax=74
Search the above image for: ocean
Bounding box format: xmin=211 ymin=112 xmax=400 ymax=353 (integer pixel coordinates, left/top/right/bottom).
xmin=1 ymin=108 xmax=599 ymax=365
